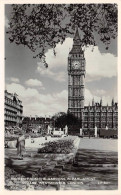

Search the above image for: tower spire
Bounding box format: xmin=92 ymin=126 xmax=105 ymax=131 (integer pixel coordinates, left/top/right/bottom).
xmin=69 ymin=27 xmax=82 ymax=54
xmin=112 ymin=98 xmax=114 ymax=106
xmin=100 ymin=98 xmax=102 ymax=106
xmin=92 ymin=98 xmax=95 ymax=106
xmin=73 ymin=27 xmax=81 ymax=43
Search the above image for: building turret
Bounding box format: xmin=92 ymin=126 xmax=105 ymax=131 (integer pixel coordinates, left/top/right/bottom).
xmin=92 ymin=98 xmax=95 ymax=106
xmin=100 ymin=98 xmax=102 ymax=106
xmin=112 ymin=98 xmax=114 ymax=106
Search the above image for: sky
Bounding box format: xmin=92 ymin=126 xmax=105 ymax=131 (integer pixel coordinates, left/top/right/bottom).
xmin=5 ymin=5 xmax=117 ymax=117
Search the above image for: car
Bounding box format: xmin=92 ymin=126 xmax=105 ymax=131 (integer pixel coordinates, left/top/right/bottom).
xmin=62 ymin=134 xmax=67 ymax=137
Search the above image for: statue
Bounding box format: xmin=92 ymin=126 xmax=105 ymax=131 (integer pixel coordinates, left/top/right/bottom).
xmin=16 ymin=134 xmax=25 ymax=160
xmin=95 ymin=126 xmax=97 ymax=137
xmin=47 ymin=125 xmax=51 ymax=134
xmin=65 ymin=125 xmax=68 ymax=135
xmin=80 ymin=128 xmax=82 ymax=136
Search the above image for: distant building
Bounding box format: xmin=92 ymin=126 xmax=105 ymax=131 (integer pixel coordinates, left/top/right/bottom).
xmin=4 ymin=90 xmax=23 ymax=127
xmin=22 ymin=116 xmax=53 ymax=133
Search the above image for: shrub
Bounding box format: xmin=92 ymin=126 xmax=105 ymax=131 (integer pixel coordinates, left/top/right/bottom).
xmin=38 ymin=139 xmax=74 ymax=154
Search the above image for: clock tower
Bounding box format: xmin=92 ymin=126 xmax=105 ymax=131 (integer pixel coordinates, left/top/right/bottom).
xmin=68 ymin=28 xmax=86 ymax=127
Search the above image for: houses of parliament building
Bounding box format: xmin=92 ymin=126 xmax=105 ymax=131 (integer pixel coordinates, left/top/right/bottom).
xmin=68 ymin=28 xmax=118 ymax=132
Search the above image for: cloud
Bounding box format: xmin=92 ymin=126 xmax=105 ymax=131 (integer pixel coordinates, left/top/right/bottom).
xmin=6 ymin=83 xmax=40 ymax=99
xmin=37 ymin=65 xmax=66 ymax=82
xmin=85 ymin=88 xmax=114 ymax=106
xmin=37 ymin=38 xmax=72 ymax=82
xmin=85 ymin=89 xmax=100 ymax=105
xmin=10 ymin=77 xmax=20 ymax=83
xmin=25 ymin=79 xmax=45 ymax=89
xmin=95 ymin=89 xmax=106 ymax=96
xmin=85 ymin=46 xmax=117 ymax=78
xmin=55 ymin=90 xmax=67 ymax=99
xmin=6 ymin=83 xmax=68 ymax=116
xmin=45 ymin=38 xmax=73 ymax=69
xmin=37 ymin=38 xmax=117 ymax=84
xmin=85 ymin=76 xmax=117 ymax=102
xmin=85 ymin=74 xmax=102 ymax=83
xmin=6 ymin=82 xmax=115 ymax=117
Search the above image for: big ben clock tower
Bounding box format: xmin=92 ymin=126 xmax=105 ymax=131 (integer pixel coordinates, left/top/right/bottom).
xmin=68 ymin=28 xmax=86 ymax=127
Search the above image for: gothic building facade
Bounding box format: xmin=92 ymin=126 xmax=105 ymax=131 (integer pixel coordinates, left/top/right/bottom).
xmin=68 ymin=28 xmax=85 ymax=127
xmin=83 ymin=100 xmax=118 ymax=131
xmin=68 ymin=28 xmax=118 ymax=132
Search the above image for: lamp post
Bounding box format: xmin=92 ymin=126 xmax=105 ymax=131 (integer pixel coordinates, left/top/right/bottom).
xmin=45 ymin=115 xmax=46 ymax=134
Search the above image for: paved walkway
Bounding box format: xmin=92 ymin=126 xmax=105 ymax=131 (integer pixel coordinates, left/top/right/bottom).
xmin=78 ymin=137 xmax=117 ymax=152
xmin=6 ymin=135 xmax=74 ymax=149
xmin=25 ymin=135 xmax=75 ymax=150
xmin=5 ymin=137 xmax=118 ymax=190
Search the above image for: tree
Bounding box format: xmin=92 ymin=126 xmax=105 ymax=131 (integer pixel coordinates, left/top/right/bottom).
xmin=6 ymin=4 xmax=117 ymax=66
xmin=55 ymin=112 xmax=67 ymax=128
xmin=52 ymin=112 xmax=80 ymax=128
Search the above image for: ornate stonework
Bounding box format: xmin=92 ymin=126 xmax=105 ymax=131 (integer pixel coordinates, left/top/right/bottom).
xmin=68 ymin=29 xmax=118 ymax=132
xmin=68 ymin=28 xmax=85 ymax=124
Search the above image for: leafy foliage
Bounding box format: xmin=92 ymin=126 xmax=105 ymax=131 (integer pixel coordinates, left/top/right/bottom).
xmin=6 ymin=4 xmax=117 ymax=66
xmin=52 ymin=112 xmax=80 ymax=128
xmin=38 ymin=139 xmax=74 ymax=153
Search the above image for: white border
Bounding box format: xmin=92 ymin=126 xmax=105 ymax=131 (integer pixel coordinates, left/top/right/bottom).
xmin=0 ymin=0 xmax=121 ymax=195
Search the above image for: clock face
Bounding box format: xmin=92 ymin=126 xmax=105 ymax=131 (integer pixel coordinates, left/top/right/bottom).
xmin=72 ymin=61 xmax=81 ymax=69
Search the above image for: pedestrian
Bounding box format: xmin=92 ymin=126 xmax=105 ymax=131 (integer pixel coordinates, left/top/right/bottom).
xmin=16 ymin=134 xmax=25 ymax=160
xmin=45 ymin=135 xmax=47 ymax=140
